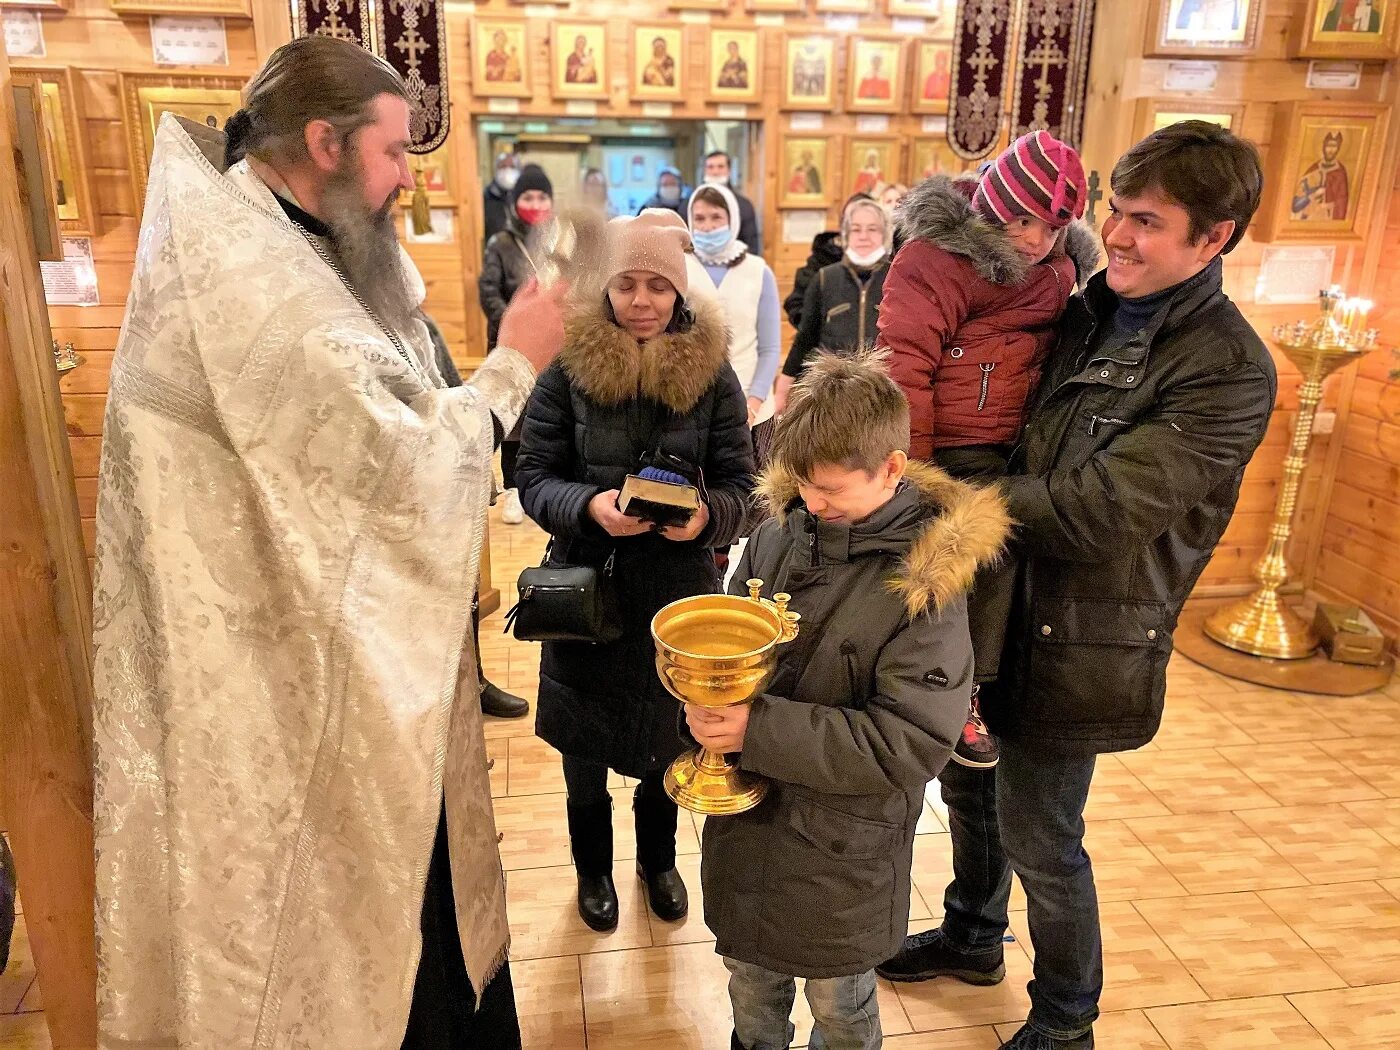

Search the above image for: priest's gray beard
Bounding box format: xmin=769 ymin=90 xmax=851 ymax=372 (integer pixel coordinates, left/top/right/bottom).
xmin=320 ymin=148 xmax=417 ymax=337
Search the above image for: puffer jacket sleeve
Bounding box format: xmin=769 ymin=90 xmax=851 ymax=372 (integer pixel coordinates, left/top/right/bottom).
xmin=740 ymin=601 xmax=973 ymax=796
xmin=697 ymin=368 xmax=759 ymax=549
xmin=878 ymin=241 xmax=974 ymax=461
xmin=516 ymin=361 xmax=604 ymax=539
xmin=477 ymin=234 xmax=513 ymax=330
xmin=784 ymin=243 xmax=824 ymax=328
xmin=1004 ymin=357 xmax=1276 ymax=562
xmin=783 ymin=274 xmax=826 ymax=378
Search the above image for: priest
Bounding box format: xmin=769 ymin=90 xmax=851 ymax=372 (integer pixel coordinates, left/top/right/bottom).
xmin=91 ymin=36 xmax=563 ymax=1050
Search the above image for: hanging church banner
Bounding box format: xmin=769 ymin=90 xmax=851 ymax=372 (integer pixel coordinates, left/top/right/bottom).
xmin=946 ymin=0 xmax=1015 ymax=160
xmin=291 ymin=0 xmax=449 ymax=153
xmin=1008 ymin=0 xmax=1096 ymax=147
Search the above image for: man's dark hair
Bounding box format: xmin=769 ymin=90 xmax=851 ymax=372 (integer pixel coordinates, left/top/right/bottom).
xmin=705 ymin=150 xmax=731 ymax=164
xmin=225 ymin=35 xmax=408 ymax=168
xmin=1111 ymin=120 xmax=1263 ymax=254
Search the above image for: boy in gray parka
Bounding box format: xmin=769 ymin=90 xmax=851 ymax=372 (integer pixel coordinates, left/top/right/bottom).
xmin=685 ymin=352 xmax=1011 ymax=1050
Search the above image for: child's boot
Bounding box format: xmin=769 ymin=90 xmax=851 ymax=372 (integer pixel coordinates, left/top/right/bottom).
xmin=951 ymin=686 xmax=999 ymax=769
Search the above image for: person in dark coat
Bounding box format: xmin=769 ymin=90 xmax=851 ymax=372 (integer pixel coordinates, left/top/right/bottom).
xmin=774 ymin=196 xmax=893 ymax=413
xmin=482 ymin=150 xmax=520 ymax=253
xmin=515 ymin=209 xmax=756 ymax=934
xmin=878 ymin=122 xmax=1277 ymax=1050
xmin=783 ymin=192 xmax=906 ymax=330
xmin=480 ymin=164 xmax=553 ymax=524
xmin=703 ymin=150 xmax=762 ymax=256
xmin=638 ymin=165 xmax=689 ymax=217
xmin=685 ymin=353 xmax=1009 ymax=1050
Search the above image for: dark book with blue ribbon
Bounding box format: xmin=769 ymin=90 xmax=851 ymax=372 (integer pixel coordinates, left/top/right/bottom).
xmin=617 ymin=466 xmax=700 ymax=528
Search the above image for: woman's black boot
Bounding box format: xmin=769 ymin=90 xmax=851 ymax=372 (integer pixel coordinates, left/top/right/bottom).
xmin=633 ymin=778 xmax=688 ymax=921
xmin=566 ymin=799 xmax=618 ymax=932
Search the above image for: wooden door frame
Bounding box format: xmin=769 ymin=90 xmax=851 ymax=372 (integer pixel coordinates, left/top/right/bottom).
xmin=0 ymin=47 xmax=99 ymax=1050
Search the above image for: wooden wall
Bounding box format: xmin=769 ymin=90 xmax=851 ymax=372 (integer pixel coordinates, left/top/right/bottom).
xmin=1081 ymin=1 xmax=1400 ymax=600
xmin=19 ymin=0 xmax=1400 ymax=628
xmin=1311 ymin=159 xmax=1400 ymax=635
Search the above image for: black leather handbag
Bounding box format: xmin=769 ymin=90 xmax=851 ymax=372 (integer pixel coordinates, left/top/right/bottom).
xmin=505 ymin=543 xmax=622 ymax=644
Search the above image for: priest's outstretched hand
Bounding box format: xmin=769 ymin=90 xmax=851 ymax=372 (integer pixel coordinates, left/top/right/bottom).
xmin=498 ymin=277 xmax=571 ymax=374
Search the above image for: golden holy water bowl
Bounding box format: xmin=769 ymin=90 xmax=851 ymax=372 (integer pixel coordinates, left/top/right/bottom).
xmin=651 ymin=580 xmax=800 ymax=815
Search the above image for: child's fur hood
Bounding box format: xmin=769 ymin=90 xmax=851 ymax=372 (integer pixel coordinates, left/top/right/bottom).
xmin=559 ymin=295 xmax=731 ymax=413
xmin=896 ymin=175 xmax=1102 ymax=289
xmin=755 ymin=459 xmax=1013 ymax=619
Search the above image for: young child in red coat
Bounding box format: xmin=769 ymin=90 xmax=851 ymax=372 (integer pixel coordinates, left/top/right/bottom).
xmin=878 ymin=130 xmax=1100 ymax=768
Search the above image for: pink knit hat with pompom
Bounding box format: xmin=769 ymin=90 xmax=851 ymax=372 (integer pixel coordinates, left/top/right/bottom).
xmin=972 ymin=130 xmax=1087 ymax=230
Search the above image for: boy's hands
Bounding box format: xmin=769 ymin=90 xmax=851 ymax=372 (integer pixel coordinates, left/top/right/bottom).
xmin=685 ymin=702 xmax=750 ymax=753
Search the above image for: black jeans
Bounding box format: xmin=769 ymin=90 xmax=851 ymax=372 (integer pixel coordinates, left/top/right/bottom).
xmin=938 ymin=737 xmax=1102 ymax=1041
xmin=401 ymin=807 xmax=522 ymax=1050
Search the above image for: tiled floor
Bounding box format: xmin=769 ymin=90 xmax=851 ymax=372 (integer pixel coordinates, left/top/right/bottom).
xmin=4 ymin=506 xmax=1399 ymax=1049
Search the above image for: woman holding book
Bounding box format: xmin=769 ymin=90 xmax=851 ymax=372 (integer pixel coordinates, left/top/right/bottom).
xmin=515 ymin=210 xmax=756 ymax=933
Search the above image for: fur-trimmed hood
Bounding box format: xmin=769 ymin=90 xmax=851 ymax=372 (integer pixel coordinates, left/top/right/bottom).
xmin=896 ymin=175 xmax=1101 ymax=289
xmin=558 ymin=294 xmax=731 ymax=413
xmin=755 ymin=459 xmax=1012 ymax=619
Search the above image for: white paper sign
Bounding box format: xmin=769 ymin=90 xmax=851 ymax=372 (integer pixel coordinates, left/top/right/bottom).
xmin=41 ymin=238 xmax=100 ymax=306
xmin=642 ymin=102 xmax=675 ymax=118
xmin=783 ymin=210 xmax=828 ymax=245
xmin=922 ymin=115 xmax=949 ymax=134
xmin=405 ymin=208 xmax=456 ymax=245
xmin=825 ymin=13 xmax=859 ymax=31
xmin=523 ymin=4 xmax=558 ymax=14
xmin=790 ymin=112 xmax=824 ymax=131
xmin=755 ymin=13 xmax=785 ymax=26
xmin=717 ymin=103 xmax=750 ymax=118
xmin=1254 ymin=246 xmax=1336 ymax=305
xmin=3 ymin=10 xmax=46 ymax=58
xmin=679 ymin=10 xmax=712 ymax=23
xmin=487 ymin=97 xmax=522 ymax=114
xmin=565 ymin=100 xmax=598 ymax=117
xmin=856 ymin=115 xmax=890 ymax=133
xmin=1162 ymin=60 xmax=1219 ymax=92
xmin=1306 ymin=60 xmax=1362 ymax=90
xmin=892 ymin=17 xmax=927 ymax=34
xmin=151 ymin=16 xmax=229 ymax=66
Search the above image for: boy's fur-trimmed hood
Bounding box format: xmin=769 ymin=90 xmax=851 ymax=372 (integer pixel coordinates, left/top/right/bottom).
xmin=559 ymin=295 xmax=731 ymax=413
xmin=896 ymin=175 xmax=1101 ymax=289
xmin=756 ymin=459 xmax=1012 ymax=619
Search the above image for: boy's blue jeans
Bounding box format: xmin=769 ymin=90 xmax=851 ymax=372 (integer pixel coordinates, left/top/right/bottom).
xmin=937 ymin=738 xmax=1102 ymax=1041
xmin=725 ymin=957 xmax=881 ymax=1050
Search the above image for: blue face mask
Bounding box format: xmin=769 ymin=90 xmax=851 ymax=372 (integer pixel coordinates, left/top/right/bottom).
xmin=692 ymin=226 xmax=733 ymax=256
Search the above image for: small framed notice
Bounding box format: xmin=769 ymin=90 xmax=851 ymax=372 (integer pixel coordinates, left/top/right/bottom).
xmin=151 ymin=16 xmax=229 ymax=66
xmin=1162 ymin=60 xmax=1219 ymax=92
xmin=565 ymin=100 xmax=599 ymax=117
xmin=922 ymin=114 xmax=948 ymax=134
xmin=891 ymin=17 xmax=926 ymax=34
xmin=856 ymin=114 xmax=890 ymax=133
xmin=1305 ymin=60 xmax=1362 ymax=90
xmin=41 ymin=237 xmax=100 ymax=306
xmin=1254 ymin=245 xmax=1336 ymax=305
xmin=487 ymin=97 xmax=522 ymax=115
xmin=824 ymin=13 xmax=859 ymax=30
xmin=642 ymin=102 xmax=675 ymax=118
xmin=717 ymin=103 xmax=750 ymax=119
xmin=3 ymin=10 xmax=46 ymax=58
xmin=782 ymin=210 xmax=828 ymax=245
xmin=404 ymin=209 xmax=456 ymax=245
xmin=790 ymin=112 xmax=824 ymax=131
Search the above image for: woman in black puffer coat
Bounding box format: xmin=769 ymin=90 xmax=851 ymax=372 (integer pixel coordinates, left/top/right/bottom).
xmin=516 ymin=210 xmax=755 ymax=934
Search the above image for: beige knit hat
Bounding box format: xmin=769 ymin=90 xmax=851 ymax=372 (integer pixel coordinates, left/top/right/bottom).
xmin=605 ymin=209 xmax=692 ymax=296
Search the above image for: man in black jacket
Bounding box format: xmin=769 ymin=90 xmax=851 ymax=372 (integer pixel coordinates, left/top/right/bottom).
xmin=878 ymin=122 xmax=1277 ymax=1050
xmin=703 ymin=150 xmax=762 ymax=256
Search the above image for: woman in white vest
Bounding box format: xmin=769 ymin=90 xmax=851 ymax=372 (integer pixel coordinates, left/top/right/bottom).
xmin=687 ymin=184 xmax=781 ymax=424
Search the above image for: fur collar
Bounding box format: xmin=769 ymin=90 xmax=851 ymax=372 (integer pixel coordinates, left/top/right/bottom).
xmin=897 ymin=175 xmax=1101 ymax=289
xmin=559 ymin=295 xmax=731 ymax=413
xmin=756 ymin=459 xmax=1012 ymax=618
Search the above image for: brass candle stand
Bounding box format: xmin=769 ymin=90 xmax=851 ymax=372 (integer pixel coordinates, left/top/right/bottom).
xmin=652 ymin=580 xmax=800 ymax=815
xmin=1204 ymin=288 xmax=1380 ymax=660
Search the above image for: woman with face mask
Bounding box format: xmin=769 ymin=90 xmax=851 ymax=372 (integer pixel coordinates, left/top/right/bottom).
xmin=687 ymin=184 xmax=781 ymax=425
xmin=774 ymin=196 xmax=892 ymax=414
xmin=639 ymin=165 xmax=689 ymax=218
xmin=479 ymin=163 xmax=553 ymax=524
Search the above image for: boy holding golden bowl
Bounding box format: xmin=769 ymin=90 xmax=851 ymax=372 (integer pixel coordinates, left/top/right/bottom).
xmin=684 ymin=351 xmax=1010 ymax=1050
